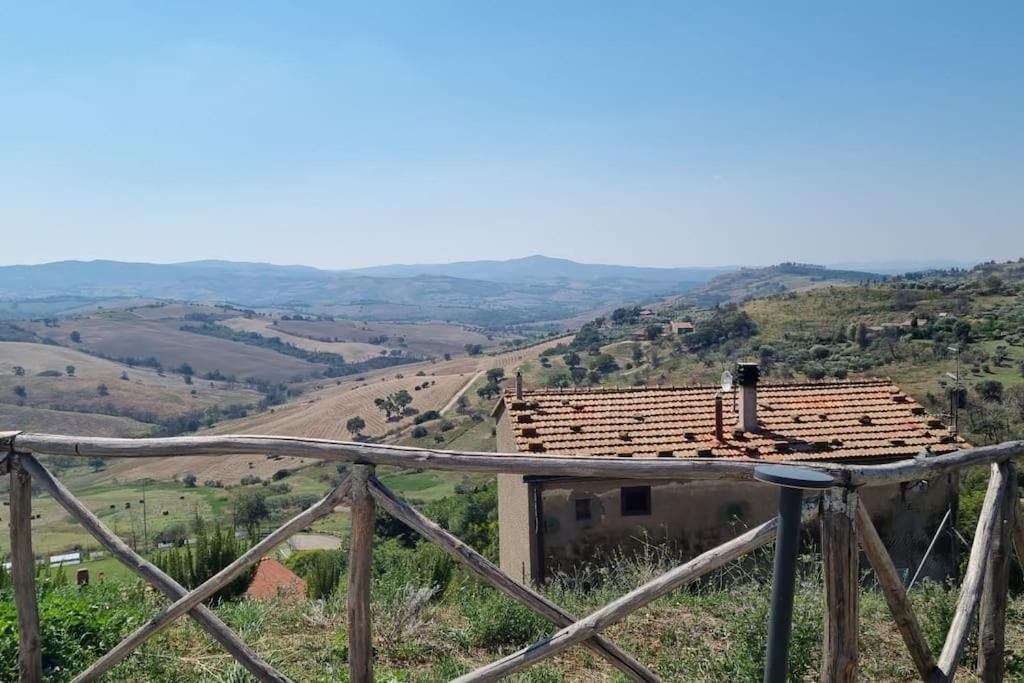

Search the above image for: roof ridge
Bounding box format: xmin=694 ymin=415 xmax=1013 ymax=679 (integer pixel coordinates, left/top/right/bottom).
xmin=505 ymin=377 xmax=895 ymax=397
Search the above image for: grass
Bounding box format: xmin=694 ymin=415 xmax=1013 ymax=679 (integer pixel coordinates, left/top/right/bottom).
xmin=24 ymin=548 xmax=1018 ymax=682
xmin=0 ymin=471 xmax=232 ymax=557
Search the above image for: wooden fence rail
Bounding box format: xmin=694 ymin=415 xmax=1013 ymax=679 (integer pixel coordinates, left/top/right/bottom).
xmin=4 ymin=430 xmax=1024 ymax=682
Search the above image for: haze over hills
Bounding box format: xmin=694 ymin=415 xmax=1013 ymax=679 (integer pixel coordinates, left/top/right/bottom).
xmin=0 ymin=257 xmax=725 ymax=324
xmin=685 ymin=263 xmax=882 ymax=306
xmin=0 ymin=256 xmax=924 ymax=324
xmin=347 ymin=254 xmax=733 ymax=283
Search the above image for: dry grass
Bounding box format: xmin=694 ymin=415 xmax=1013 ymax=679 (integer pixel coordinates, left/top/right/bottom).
xmin=221 ymin=316 xmax=385 ymax=362
xmin=0 ymin=341 xmax=258 ymax=421
xmin=22 ymin=316 xmax=325 ymax=383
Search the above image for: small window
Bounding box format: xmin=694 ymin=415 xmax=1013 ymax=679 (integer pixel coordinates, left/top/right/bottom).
xmin=575 ymin=498 xmax=592 ymax=521
xmin=621 ymin=486 xmax=651 ymax=517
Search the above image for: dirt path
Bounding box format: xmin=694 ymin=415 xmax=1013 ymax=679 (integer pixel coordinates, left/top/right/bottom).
xmin=441 ymin=370 xmax=484 ymax=414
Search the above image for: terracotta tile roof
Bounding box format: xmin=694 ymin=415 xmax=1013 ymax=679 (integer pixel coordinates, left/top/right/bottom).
xmin=501 ymin=379 xmax=966 ymax=462
xmin=246 ymin=557 xmax=306 ymax=602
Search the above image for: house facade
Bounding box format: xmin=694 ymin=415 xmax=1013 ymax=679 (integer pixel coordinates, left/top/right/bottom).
xmin=495 ymin=366 xmax=965 ymax=585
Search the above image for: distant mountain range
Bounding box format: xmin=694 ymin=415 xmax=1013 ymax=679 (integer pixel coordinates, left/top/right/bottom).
xmin=0 ymin=256 xmax=932 ymax=325
xmin=348 ymin=254 xmax=732 ymax=283
xmin=0 ymin=256 xmax=723 ymax=325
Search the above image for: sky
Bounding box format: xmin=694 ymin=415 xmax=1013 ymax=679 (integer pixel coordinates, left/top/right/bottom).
xmin=1 ymin=2 xmax=1022 ymax=270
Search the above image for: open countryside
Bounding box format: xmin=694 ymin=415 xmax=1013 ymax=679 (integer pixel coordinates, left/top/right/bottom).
xmin=3 ymin=4 xmax=1024 ymax=681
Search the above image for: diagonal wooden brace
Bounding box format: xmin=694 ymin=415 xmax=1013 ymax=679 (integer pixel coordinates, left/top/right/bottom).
xmin=71 ymin=473 xmax=353 ymax=682
xmin=855 ymin=497 xmax=936 ymax=681
xmin=453 ymin=498 xmax=821 ymax=683
xmin=19 ymin=453 xmax=291 ymax=683
xmin=936 ymin=461 xmax=1010 ymax=680
xmin=368 ymin=476 xmax=660 ymax=682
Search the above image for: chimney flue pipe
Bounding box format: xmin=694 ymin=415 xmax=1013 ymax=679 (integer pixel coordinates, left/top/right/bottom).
xmin=737 ymin=362 xmax=759 ymax=433
xmin=715 ymin=392 xmax=724 ymax=442
xmin=515 ymin=371 xmax=523 ymax=400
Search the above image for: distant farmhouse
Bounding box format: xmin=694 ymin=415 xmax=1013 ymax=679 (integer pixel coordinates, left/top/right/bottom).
xmin=670 ymin=320 xmax=694 ymax=335
xmin=493 ymin=364 xmax=966 ymax=584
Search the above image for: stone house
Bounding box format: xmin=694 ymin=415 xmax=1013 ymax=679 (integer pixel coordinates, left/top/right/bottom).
xmin=670 ymin=320 xmax=694 ymax=335
xmin=494 ymin=364 xmax=966 ymax=585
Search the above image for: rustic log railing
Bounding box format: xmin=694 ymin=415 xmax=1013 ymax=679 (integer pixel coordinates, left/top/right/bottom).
xmin=2 ymin=430 xmax=1024 ymax=682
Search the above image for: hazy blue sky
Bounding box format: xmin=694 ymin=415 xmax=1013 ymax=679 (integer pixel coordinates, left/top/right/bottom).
xmin=2 ymin=2 xmax=1021 ymax=269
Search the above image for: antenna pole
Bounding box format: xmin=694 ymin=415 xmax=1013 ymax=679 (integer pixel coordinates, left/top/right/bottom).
xmin=142 ymin=479 xmax=149 ymax=555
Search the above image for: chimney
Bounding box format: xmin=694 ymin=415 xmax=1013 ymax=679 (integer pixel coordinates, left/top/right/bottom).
xmin=736 ymin=362 xmax=759 ymax=433
xmin=714 ymin=392 xmax=724 ymax=442
xmin=515 ymin=371 xmax=524 ymax=400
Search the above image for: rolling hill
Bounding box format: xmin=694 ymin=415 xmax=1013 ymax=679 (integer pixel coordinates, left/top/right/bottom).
xmin=0 ymin=257 xmax=723 ymax=325
xmin=686 ymin=263 xmax=882 ymax=306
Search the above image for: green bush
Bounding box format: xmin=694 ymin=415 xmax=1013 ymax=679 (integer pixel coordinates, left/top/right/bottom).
xmin=0 ymin=582 xmax=147 ymax=682
xmin=459 ymin=589 xmax=550 ymax=651
xmin=414 ymin=410 xmax=442 ymax=425
xmin=155 ymin=516 xmax=254 ymax=602
xmin=306 ymin=551 xmax=346 ymax=600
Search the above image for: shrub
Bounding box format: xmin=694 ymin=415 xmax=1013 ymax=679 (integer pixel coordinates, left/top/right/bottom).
xmin=412 ymin=426 xmax=429 ymax=439
xmin=460 ymin=590 xmax=550 ymax=650
xmin=306 ymin=551 xmax=345 ymax=600
xmin=0 ymin=582 xmax=147 ymax=681
xmin=414 ymin=410 xmax=442 ymax=424
xmin=975 ymin=380 xmax=1004 ymax=402
xmin=810 ymin=344 xmax=831 ymax=360
xmin=805 ymin=364 xmax=827 ymax=380
xmin=240 ymin=474 xmax=262 ymax=486
xmin=155 ymin=517 xmax=254 ymax=602
xmin=272 ymin=468 xmax=293 ymax=481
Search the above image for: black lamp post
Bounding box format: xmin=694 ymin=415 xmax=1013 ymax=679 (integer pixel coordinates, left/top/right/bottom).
xmin=753 ymin=464 xmax=834 ymax=683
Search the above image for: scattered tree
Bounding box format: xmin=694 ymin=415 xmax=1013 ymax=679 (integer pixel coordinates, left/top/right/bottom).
xmin=96 ymin=383 xmax=109 ymax=397
xmin=182 ymin=473 xmax=197 ymax=488
xmin=233 ymin=489 xmax=270 ymax=538
xmin=65 ymin=365 xmax=76 ymax=377
xmin=69 ymin=330 xmax=82 ymax=343
xmin=12 ymin=366 xmax=25 ymax=376
xmin=346 ymin=416 xmax=366 ymax=438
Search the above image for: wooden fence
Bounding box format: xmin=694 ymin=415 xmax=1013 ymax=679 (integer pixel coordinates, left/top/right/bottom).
xmin=2 ymin=430 xmax=1024 ymax=682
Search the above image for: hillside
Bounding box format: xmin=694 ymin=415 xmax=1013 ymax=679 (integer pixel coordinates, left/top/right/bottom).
xmin=349 ymin=254 xmax=729 ymax=283
xmin=686 ymin=263 xmax=881 ymax=306
xmin=0 ymin=257 xmax=719 ymax=326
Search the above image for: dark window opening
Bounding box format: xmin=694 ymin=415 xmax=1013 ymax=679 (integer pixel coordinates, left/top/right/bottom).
xmin=621 ymin=486 xmax=651 ymax=517
xmin=575 ymin=498 xmax=592 ymax=521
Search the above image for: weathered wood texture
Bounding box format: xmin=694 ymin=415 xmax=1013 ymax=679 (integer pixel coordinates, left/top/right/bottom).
xmin=9 ymin=455 xmax=42 ymax=683
xmin=10 ymin=432 xmax=846 ymax=481
xmin=936 ymin=462 xmax=1009 ymax=679
xmin=977 ymin=463 xmax=1016 ymax=682
xmin=1012 ymin=487 xmax=1024 ymax=576
xmin=368 ymin=477 xmax=659 ymax=682
xmin=348 ymin=465 xmax=375 ymax=683
xmin=821 ymin=487 xmax=859 ymax=683
xmin=846 ymin=440 xmax=1024 ymax=487
xmin=452 ymin=499 xmax=821 ymax=683
xmin=71 ymin=475 xmax=352 ymax=683
xmin=855 ymin=499 xmax=935 ymax=681
xmin=11 ymin=432 xmax=1024 ymax=487
xmin=18 ymin=454 xmax=290 ymax=683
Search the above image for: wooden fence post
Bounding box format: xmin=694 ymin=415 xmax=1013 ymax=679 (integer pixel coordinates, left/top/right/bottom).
xmin=978 ymin=462 xmax=1015 ymax=682
xmin=9 ymin=454 xmax=42 ymax=682
xmin=348 ymin=465 xmax=375 ymax=683
xmin=821 ymin=487 xmax=858 ymax=683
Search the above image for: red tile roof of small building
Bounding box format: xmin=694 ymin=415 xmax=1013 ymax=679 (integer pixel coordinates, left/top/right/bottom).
xmin=246 ymin=557 xmax=306 ymax=602
xmin=501 ymin=379 xmax=965 ymax=462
